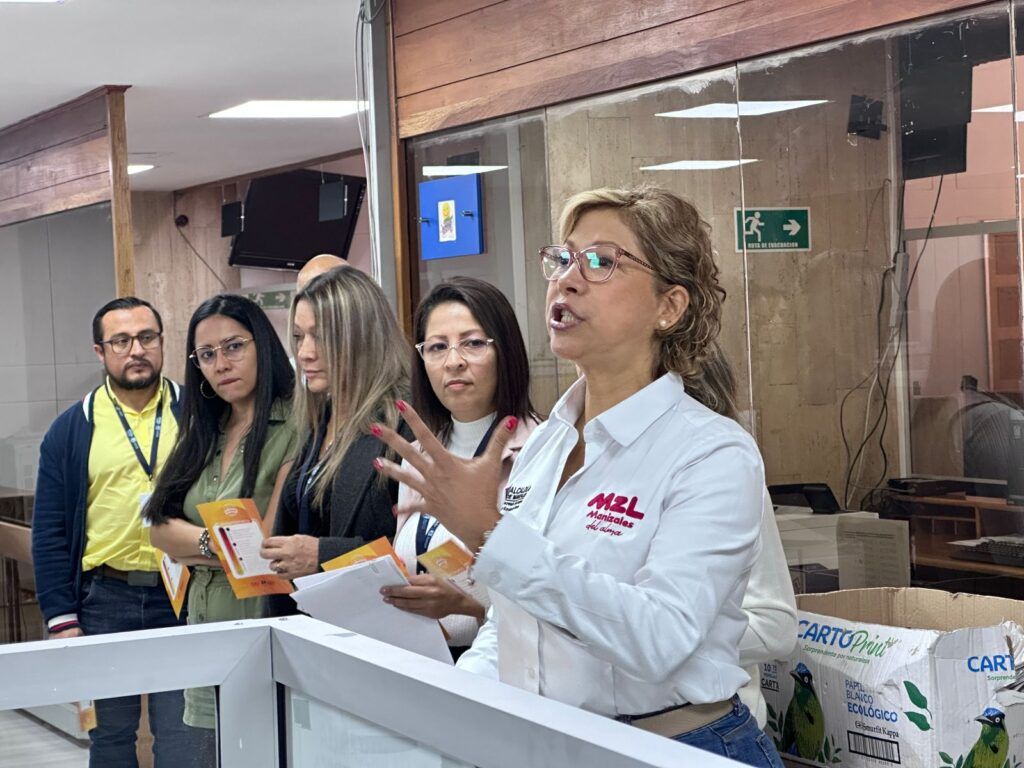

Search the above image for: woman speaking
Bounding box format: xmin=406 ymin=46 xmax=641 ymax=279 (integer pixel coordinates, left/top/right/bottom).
xmin=373 ymin=187 xmax=781 ymax=766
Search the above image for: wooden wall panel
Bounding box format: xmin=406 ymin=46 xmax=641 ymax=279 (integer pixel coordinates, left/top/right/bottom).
xmin=0 ymin=90 xmax=107 ymax=167
xmin=0 ymin=90 xmax=112 ymax=228
xmin=0 ymin=136 xmax=108 ymax=203
xmin=395 ymin=1 xmax=732 ymax=97
xmin=392 ymin=0 xmax=504 ymax=37
xmin=0 ymin=173 xmax=109 ymax=229
xmin=393 ymin=0 xmax=992 ymax=137
xmin=0 ymin=87 xmax=136 ymax=297
xmin=132 ymin=190 xmax=240 ymax=383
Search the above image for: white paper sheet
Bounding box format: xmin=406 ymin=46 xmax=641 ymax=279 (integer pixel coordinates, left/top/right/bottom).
xmin=291 ymin=555 xmax=453 ymax=665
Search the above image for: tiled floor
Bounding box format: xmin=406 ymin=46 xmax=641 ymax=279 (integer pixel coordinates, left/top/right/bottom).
xmin=0 ymin=709 xmax=88 ymax=767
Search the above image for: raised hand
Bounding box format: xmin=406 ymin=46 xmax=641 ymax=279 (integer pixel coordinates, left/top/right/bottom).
xmin=371 ymin=400 xmax=516 ymax=553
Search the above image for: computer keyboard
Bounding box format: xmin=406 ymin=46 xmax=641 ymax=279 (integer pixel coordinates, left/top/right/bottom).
xmin=949 ymin=535 xmax=1024 ymax=567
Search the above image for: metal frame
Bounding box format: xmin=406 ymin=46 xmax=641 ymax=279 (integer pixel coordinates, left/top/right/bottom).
xmin=0 ymin=616 xmax=739 ymax=767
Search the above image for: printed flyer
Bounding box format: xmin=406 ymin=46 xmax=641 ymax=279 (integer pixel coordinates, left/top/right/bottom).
xmin=196 ymin=498 xmax=292 ymax=599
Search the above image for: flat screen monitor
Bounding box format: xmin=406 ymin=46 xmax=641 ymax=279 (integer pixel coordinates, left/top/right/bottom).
xmin=228 ymin=169 xmax=365 ymax=270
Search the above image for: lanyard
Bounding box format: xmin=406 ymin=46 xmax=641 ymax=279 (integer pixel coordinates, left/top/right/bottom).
xmin=105 ymin=381 xmax=163 ymax=482
xmin=295 ymin=419 xmax=330 ymax=535
xmin=415 ymin=417 xmax=500 ymax=574
xmin=414 ymin=515 xmax=442 ymax=574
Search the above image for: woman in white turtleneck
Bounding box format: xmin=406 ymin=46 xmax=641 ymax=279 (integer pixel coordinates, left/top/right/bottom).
xmin=384 ymin=277 xmax=539 ymax=659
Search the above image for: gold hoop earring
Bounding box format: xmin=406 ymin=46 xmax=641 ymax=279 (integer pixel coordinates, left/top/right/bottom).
xmin=200 ymin=380 xmax=217 ymax=399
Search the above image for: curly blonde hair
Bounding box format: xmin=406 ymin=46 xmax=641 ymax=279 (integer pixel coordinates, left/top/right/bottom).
xmin=557 ymin=186 xmax=736 ymax=419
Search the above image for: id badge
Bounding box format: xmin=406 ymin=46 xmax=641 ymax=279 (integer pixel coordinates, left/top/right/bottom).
xmin=139 ymin=492 xmax=152 ymax=528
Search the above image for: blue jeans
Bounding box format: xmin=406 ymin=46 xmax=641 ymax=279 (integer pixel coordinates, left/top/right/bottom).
xmin=671 ymin=699 xmax=783 ymax=767
xmin=79 ymin=570 xmax=206 ymax=768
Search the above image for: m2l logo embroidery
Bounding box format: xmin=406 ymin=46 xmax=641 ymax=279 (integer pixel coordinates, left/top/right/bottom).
xmin=584 ymin=492 xmax=644 ymax=537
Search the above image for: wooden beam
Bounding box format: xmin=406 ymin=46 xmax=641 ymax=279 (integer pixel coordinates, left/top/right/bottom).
xmin=105 ymin=88 xmax=135 ymax=297
xmin=175 ymin=147 xmax=365 ymax=196
xmin=388 ymin=0 xmax=415 ymax=336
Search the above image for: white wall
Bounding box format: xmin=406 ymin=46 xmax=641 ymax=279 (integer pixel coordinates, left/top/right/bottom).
xmin=0 ymin=204 xmax=115 ymax=490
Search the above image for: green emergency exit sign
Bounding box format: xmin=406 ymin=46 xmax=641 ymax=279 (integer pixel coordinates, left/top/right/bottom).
xmin=734 ymin=207 xmax=811 ymax=252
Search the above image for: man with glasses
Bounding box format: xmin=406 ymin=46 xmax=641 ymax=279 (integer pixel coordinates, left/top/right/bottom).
xmin=32 ymin=296 xmax=195 ymax=767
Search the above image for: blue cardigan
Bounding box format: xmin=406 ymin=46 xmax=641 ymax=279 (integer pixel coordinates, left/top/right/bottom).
xmin=32 ymin=380 xmax=182 ymax=626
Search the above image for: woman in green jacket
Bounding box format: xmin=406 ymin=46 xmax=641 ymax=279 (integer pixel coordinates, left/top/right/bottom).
xmin=146 ymin=293 xmax=297 ymax=758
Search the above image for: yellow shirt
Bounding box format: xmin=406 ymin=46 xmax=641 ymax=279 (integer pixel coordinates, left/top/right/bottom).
xmin=81 ymin=378 xmax=179 ymax=573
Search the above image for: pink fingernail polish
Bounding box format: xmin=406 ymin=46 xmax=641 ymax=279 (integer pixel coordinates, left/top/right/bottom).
xmin=370 ymin=424 xmax=382 ymax=437
xmin=373 ymin=457 xmax=383 ymax=470
xmin=395 ymin=399 xmax=407 ymax=413
xmin=505 ymin=416 xmax=518 ymax=431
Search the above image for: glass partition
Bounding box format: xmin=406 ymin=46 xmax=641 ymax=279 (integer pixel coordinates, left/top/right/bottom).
xmin=403 ymin=0 xmax=1024 ymax=600
xmin=733 ymin=4 xmax=1024 ymax=598
xmin=285 ymin=689 xmax=471 ymax=768
xmin=736 ymin=30 xmax=904 ymax=509
xmin=406 ymin=114 xmax=557 ymax=411
xmin=545 ymin=67 xmax=752 ymax=427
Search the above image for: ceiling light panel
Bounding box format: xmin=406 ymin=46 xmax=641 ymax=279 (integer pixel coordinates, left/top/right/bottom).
xmin=421 ymin=165 xmax=508 ymax=177
xmin=639 ymin=159 xmax=759 ymax=171
xmin=657 ymin=100 xmax=829 ymax=119
xmin=209 ymin=100 xmax=364 ymax=119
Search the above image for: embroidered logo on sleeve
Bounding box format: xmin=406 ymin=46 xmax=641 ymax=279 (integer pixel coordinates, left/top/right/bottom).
xmin=502 ymin=485 xmax=530 ymax=513
xmin=584 ymin=492 xmax=644 ymax=536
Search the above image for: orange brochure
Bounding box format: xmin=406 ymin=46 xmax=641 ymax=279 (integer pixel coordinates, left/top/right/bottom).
xmin=418 ymin=539 xmax=491 ymax=605
xmin=321 ymin=536 xmax=409 ymax=577
xmin=196 ymin=498 xmax=293 ymax=599
xmin=77 ymin=700 xmax=97 ymax=732
xmin=157 ymin=551 xmax=190 ymax=619
xmin=417 ymin=539 xmax=473 ymax=578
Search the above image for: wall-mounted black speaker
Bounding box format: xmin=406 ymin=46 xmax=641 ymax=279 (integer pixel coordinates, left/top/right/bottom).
xmin=1007 ymin=410 xmax=1024 ymax=506
xmin=847 ymin=95 xmax=886 ymax=140
xmin=318 ymin=181 xmax=348 ymax=222
xmin=221 ymin=201 xmax=244 ymax=237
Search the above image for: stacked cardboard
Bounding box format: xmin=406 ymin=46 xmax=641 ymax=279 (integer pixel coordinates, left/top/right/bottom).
xmin=763 ymin=588 xmax=1024 ymax=768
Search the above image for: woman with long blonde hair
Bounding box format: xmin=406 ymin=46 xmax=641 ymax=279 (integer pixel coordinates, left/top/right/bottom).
xmin=374 ymin=187 xmax=783 ymax=765
xmin=262 ymin=266 xmax=409 ymax=615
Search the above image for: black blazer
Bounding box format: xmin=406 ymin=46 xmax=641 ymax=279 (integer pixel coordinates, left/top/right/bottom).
xmin=265 ymin=423 xmax=408 ymax=617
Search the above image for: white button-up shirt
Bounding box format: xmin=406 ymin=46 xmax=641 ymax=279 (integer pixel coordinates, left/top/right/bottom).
xmin=458 ymin=373 xmax=767 ymax=717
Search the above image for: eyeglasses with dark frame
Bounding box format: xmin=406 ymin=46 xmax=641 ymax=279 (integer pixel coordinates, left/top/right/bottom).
xmin=415 ymin=337 xmax=495 ymax=365
xmin=99 ymin=331 xmax=163 ymax=356
xmin=189 ymin=337 xmax=254 ymax=368
xmin=538 ymin=244 xmax=659 ymax=283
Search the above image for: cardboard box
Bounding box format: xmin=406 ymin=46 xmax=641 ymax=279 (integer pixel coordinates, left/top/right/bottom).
xmin=762 ymin=588 xmax=1024 ymax=768
xmin=995 ymin=674 xmax=1024 ymax=768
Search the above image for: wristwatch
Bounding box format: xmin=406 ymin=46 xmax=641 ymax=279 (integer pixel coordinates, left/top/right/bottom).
xmin=198 ymin=529 xmax=214 ymax=559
